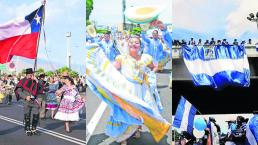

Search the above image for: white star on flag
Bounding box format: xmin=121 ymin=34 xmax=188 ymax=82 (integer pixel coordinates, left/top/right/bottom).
xmin=34 ymin=14 xmax=41 ymax=24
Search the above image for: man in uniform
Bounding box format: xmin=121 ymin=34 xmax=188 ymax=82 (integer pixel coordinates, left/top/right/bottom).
xmin=15 ymin=68 xmax=39 ymax=136
xmin=37 ymin=73 xmax=47 ymax=119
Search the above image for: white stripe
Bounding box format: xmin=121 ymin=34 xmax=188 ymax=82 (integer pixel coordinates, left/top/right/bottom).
xmin=86 ymin=101 xmax=107 ymax=144
xmin=0 ymin=18 xmax=31 ymax=40
xmin=184 ymin=56 xmax=249 ymax=76
xmin=0 ymin=115 xmax=86 ymax=145
xmin=246 ymin=120 xmax=257 ymax=145
xmin=180 ymin=100 xmax=191 ymax=131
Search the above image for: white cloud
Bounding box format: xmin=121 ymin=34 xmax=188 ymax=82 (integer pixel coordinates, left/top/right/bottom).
xmin=226 ymin=0 xmax=258 ymax=38
xmin=173 ymin=0 xmax=210 ymax=32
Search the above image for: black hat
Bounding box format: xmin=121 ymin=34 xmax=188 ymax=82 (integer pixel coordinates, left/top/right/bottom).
xmin=39 ymin=73 xmax=45 ymax=78
xmin=7 ymin=74 xmax=12 ymax=77
xmin=105 ymin=31 xmax=111 ymax=35
xmin=209 ymin=117 xmax=216 ymax=123
xmin=25 ymin=68 xmax=34 ymax=74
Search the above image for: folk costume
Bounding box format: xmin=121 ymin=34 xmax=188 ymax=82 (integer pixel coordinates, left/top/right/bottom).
xmin=14 ymin=68 xmax=39 ymax=136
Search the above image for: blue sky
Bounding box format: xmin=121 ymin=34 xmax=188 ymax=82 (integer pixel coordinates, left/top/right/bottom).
xmin=0 ymin=0 xmax=85 ymax=74
xmin=89 ymin=0 xmax=172 ymax=27
xmin=173 ymin=0 xmax=258 ymax=42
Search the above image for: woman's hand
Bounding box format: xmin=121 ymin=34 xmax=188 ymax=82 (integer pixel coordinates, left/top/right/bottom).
xmin=55 ymin=90 xmax=62 ymax=96
xmin=113 ymin=59 xmax=121 ymax=70
xmin=150 ymin=20 xmax=166 ymax=30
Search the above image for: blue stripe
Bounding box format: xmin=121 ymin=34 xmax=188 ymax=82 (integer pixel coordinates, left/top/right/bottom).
xmin=25 ymin=5 xmax=43 ymax=33
xmin=183 ymin=45 xmax=246 ymax=61
xmin=249 ymin=115 xmax=258 ymax=142
xmin=173 ymin=97 xmax=186 ymax=128
xmin=191 ymin=70 xmax=250 ymax=88
xmin=186 ymin=105 xmax=197 ymax=134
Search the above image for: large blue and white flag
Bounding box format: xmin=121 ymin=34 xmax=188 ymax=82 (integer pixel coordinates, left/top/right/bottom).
xmin=173 ymin=96 xmax=197 ymax=134
xmin=246 ymin=114 xmax=258 ymax=145
xmin=183 ymin=45 xmax=250 ymax=89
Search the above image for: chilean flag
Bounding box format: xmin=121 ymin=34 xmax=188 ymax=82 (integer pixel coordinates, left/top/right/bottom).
xmin=0 ymin=5 xmax=44 ymax=64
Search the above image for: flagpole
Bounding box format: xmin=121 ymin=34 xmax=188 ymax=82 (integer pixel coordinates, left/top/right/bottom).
xmin=34 ymin=2 xmax=46 ymax=72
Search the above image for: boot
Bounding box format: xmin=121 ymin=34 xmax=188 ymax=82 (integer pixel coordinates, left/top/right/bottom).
xmin=24 ymin=114 xmax=32 ymax=136
xmin=31 ymin=114 xmax=39 ymax=135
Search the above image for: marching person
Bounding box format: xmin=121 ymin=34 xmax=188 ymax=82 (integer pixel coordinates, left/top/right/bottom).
xmin=37 ymin=73 xmax=47 ymax=119
xmin=45 ymin=77 xmax=59 ymax=119
xmin=97 ymin=31 xmax=120 ymax=62
xmin=14 ymin=68 xmax=39 ymax=136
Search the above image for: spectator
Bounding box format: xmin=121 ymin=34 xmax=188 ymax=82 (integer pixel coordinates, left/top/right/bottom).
xmin=188 ymin=38 xmax=195 ymax=45
xmin=247 ymin=39 xmax=252 ymax=45
xmin=217 ymin=40 xmax=222 ymax=45
xmin=233 ymin=39 xmax=238 ymax=45
xmin=197 ymin=39 xmax=202 ymax=45
xmin=204 ymin=40 xmax=210 ymax=45
xmin=210 ymin=37 xmax=216 ymax=45
xmin=222 ymin=39 xmax=228 ymax=45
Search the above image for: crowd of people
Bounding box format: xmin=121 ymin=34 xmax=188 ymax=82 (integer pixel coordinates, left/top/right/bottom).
xmin=176 ymin=113 xmax=257 ymax=145
xmin=0 ymin=70 xmax=86 ymax=135
xmin=172 ymin=38 xmax=258 ymax=47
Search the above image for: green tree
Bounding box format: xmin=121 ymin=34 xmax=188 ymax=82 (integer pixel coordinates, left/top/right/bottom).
xmin=46 ymin=71 xmax=54 ymax=77
xmin=69 ymin=70 xmax=79 ymax=78
xmin=86 ymin=0 xmax=93 ymax=24
xmin=35 ymin=68 xmax=45 ymax=76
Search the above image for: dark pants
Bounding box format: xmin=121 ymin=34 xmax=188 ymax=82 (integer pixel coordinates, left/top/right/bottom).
xmin=24 ymin=100 xmax=40 ymax=115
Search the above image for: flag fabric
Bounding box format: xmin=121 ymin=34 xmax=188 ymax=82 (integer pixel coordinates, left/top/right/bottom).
xmin=173 ymin=96 xmax=197 ymax=134
xmin=0 ymin=5 xmax=44 ymax=64
xmin=86 ymin=44 xmax=170 ymax=142
xmin=207 ymin=121 xmax=220 ymax=145
xmin=246 ymin=114 xmax=258 ymax=145
xmin=182 ymin=45 xmax=250 ymax=89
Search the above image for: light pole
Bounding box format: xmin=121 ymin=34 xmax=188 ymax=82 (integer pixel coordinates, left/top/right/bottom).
xmin=66 ymin=32 xmax=71 ymax=69
xmin=247 ymin=12 xmax=258 ymax=29
xmin=122 ymin=0 xmax=126 ymax=30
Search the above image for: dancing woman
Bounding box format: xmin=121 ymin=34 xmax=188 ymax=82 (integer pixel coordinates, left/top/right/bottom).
xmin=112 ymin=36 xmax=161 ymax=145
xmin=54 ymin=76 xmax=85 ymax=133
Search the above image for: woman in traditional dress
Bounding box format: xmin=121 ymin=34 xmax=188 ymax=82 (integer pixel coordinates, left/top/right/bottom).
xmin=54 ymin=76 xmax=85 ymax=133
xmin=112 ymin=36 xmax=161 ymax=145
xmin=45 ymin=77 xmax=59 ymax=119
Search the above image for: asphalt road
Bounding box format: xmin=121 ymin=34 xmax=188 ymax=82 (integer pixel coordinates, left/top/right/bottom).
xmin=86 ymin=61 xmax=172 ymax=145
xmin=0 ymin=94 xmax=86 ymax=145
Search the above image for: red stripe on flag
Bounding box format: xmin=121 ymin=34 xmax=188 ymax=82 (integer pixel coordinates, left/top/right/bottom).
xmin=0 ymin=32 xmax=39 ymax=64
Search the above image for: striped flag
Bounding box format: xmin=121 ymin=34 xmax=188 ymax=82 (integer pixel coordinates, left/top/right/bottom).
xmin=0 ymin=5 xmax=44 ymax=64
xmin=86 ymin=44 xmax=170 ymax=142
xmin=246 ymin=115 xmax=258 ymax=145
xmin=173 ymin=96 xmax=197 ymax=134
xmin=183 ymin=45 xmax=250 ymax=89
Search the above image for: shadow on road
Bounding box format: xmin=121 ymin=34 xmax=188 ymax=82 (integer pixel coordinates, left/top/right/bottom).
xmin=88 ymin=132 xmax=170 ymax=145
xmin=0 ymin=125 xmax=23 ymax=135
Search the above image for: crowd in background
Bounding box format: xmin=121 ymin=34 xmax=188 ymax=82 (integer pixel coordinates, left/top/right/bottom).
xmin=0 ymin=73 xmax=87 ymax=105
xmin=172 ymin=38 xmax=258 ymax=47
xmin=176 ymin=115 xmax=255 ymax=145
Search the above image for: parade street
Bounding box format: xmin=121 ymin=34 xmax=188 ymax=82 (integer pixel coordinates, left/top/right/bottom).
xmin=86 ymin=62 xmax=172 ymax=145
xmin=0 ymin=94 xmax=86 ymax=145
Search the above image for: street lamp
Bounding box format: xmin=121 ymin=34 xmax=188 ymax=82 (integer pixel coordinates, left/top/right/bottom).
xmin=66 ymin=32 xmax=71 ymax=69
xmin=247 ymin=12 xmax=258 ymax=29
